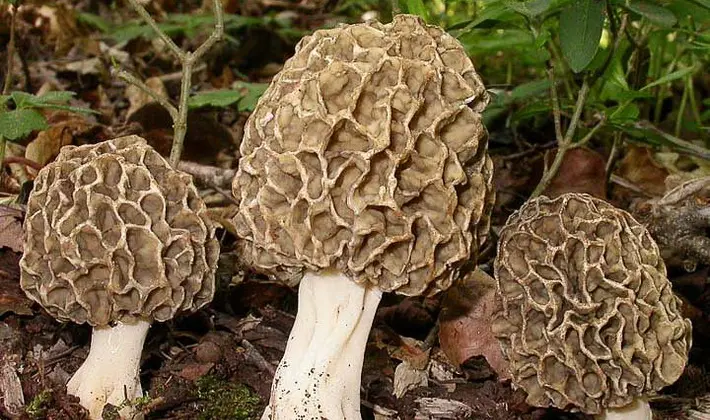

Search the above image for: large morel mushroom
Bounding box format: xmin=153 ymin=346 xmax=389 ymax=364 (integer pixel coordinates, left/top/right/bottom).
xmin=20 ymin=136 xmax=220 ymax=419
xmin=492 ymin=193 xmax=692 ymax=420
xmin=232 ymin=14 xmax=494 ymax=419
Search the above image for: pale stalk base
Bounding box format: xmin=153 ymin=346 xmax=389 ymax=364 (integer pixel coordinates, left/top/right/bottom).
xmin=261 ymin=271 xmax=383 ymax=420
xmin=67 ymin=320 xmax=151 ymax=420
xmin=597 ymin=399 xmax=652 ymax=420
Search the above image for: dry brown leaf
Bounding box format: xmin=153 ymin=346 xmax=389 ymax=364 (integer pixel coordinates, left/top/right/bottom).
xmin=126 ymin=77 xmax=168 ymax=120
xmin=25 ymin=115 xmax=93 ymax=168
xmin=544 ymin=147 xmax=607 ymax=199
xmin=438 ymin=269 xmax=510 ymax=380
xmin=0 ymin=251 xmax=32 ymax=316
xmin=393 ymin=360 xmax=428 ymax=398
xmin=178 ymin=363 xmax=214 ymax=381
xmin=617 ymin=145 xmax=669 ymax=196
xmin=36 ymin=5 xmax=82 ymax=54
xmin=0 ymin=205 xmax=23 ymax=253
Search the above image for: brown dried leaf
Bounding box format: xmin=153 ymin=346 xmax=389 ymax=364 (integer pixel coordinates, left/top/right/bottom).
xmin=438 ymin=269 xmax=510 ymax=380
xmin=617 ymin=145 xmax=669 ymax=196
xmin=0 ymin=205 xmax=23 ymax=253
xmin=544 ymin=147 xmax=607 ymax=199
xmin=0 ymin=251 xmax=32 ymax=316
xmin=178 ymin=363 xmax=214 ymax=381
xmin=25 ymin=115 xmax=94 ymax=168
xmin=126 ymin=77 xmax=168 ymax=120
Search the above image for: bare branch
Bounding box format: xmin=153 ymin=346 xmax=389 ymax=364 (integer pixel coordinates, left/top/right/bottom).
xmin=117 ymin=0 xmax=225 ymax=168
xmin=113 ymin=68 xmax=178 ymax=120
xmin=124 ymin=0 xmax=185 ymax=60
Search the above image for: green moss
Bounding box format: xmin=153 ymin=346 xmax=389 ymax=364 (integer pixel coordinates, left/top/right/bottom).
xmin=25 ymin=389 xmax=52 ymax=419
xmin=196 ymin=375 xmax=261 ymax=420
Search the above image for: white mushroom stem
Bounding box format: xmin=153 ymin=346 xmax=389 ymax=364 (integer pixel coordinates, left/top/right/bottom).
xmin=262 ymin=270 xmax=383 ymax=420
xmin=66 ymin=319 xmax=151 ymax=420
xmin=597 ymin=398 xmax=652 ymax=420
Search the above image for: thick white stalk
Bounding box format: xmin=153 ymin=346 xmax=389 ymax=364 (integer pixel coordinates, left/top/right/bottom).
xmin=66 ymin=319 xmax=151 ymax=420
xmin=262 ymin=271 xmax=383 ymax=420
xmin=597 ymin=398 xmax=652 ymax=420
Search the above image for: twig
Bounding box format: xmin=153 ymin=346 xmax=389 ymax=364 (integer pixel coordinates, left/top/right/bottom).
xmin=177 ymin=161 xmax=235 ymax=188
xmin=3 ymin=156 xmax=43 ymax=171
xmin=113 ymin=68 xmax=178 ymax=120
xmin=2 ymin=4 xmax=16 ymax=95
xmin=635 ymin=121 xmax=710 ymax=161
xmin=241 ymin=339 xmax=276 ymax=377
xmin=547 ymin=67 xmax=563 ymax=144
xmin=531 ymin=78 xmax=592 ymax=198
xmin=119 ymin=0 xmax=224 ymax=168
xmin=609 ymin=174 xmax=652 ymax=197
xmin=125 ymin=0 xmax=184 ymax=60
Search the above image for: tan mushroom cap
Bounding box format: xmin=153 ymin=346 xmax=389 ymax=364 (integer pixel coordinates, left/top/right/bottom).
xmin=20 ymin=136 xmax=220 ymax=327
xmin=232 ymin=14 xmax=494 ymax=296
xmin=492 ymin=193 xmax=692 ymax=414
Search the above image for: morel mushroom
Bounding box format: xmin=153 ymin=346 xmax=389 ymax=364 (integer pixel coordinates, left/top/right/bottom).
xmin=232 ymin=14 xmax=494 ymax=419
xmin=20 ymin=136 xmax=219 ymax=419
xmin=492 ymin=193 xmax=692 ymax=420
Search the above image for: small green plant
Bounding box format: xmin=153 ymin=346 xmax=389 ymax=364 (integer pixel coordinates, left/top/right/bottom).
xmin=195 ymin=375 xmax=261 ymax=420
xmin=0 ymin=91 xmax=96 ymax=141
xmin=0 ymin=91 xmax=96 ymax=171
xmin=100 ymin=393 xmax=153 ymax=420
xmin=387 ymin=0 xmax=710 ymax=195
xmin=188 ymin=82 xmax=268 ymax=112
xmin=25 ymin=389 xmax=52 ymax=419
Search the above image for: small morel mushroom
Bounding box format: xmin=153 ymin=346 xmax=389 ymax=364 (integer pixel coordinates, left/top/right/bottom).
xmin=492 ymin=193 xmax=692 ymax=420
xmin=20 ymin=136 xmax=220 ymax=419
xmin=232 ymin=14 xmax=494 ymax=419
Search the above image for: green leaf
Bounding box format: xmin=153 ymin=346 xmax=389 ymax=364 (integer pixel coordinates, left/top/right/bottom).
xmin=641 ymin=66 xmax=697 ymax=90
xmin=625 ymin=0 xmax=677 ymax=27
xmin=233 ymin=82 xmax=268 ymax=112
xmin=609 ymin=102 xmax=640 ymax=123
xmin=560 ymin=0 xmax=606 ymax=73
xmin=77 ymin=12 xmax=112 ymax=33
xmin=9 ymin=91 xmax=98 ymax=115
xmin=452 ymin=2 xmax=511 ymax=36
xmin=504 ymin=0 xmax=552 ymax=17
xmin=0 ymin=109 xmax=48 ymax=141
xmin=686 ymin=0 xmax=710 ymax=11
xmin=38 ymin=91 xmax=75 ymax=104
xmin=401 ymin=0 xmax=430 ymax=21
xmin=509 ymin=79 xmax=552 ymax=101
xmin=10 ymin=91 xmax=34 ymax=109
xmin=188 ymin=83 xmax=268 ymax=111
xmin=189 ymin=90 xmax=244 ymax=109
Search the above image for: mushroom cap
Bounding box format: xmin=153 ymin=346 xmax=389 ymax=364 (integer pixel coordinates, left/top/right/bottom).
xmin=492 ymin=193 xmax=692 ymax=414
xmin=232 ymin=14 xmax=494 ymax=296
xmin=20 ymin=136 xmax=220 ymax=327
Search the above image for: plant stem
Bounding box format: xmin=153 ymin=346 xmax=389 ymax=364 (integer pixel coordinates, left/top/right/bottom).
xmin=0 ymin=136 xmax=6 ymax=176
xmin=113 ymin=68 xmax=178 ymax=120
xmin=2 ymin=5 xmax=16 ymax=95
xmin=635 ymin=121 xmax=710 ymax=161
xmin=125 ymin=0 xmax=185 ymax=61
xmin=547 ymin=67 xmax=563 ymax=144
xmin=531 ymin=78 xmax=592 ymax=198
xmin=120 ymin=0 xmax=224 ymax=168
xmin=685 ymin=73 xmax=708 ymax=145
xmin=675 ymin=77 xmax=689 ymax=138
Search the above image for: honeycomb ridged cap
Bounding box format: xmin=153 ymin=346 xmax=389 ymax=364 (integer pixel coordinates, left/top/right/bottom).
xmin=493 ymin=193 xmax=692 ymax=414
xmin=20 ymin=136 xmax=220 ymax=326
xmin=232 ymin=14 xmax=494 ymax=296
